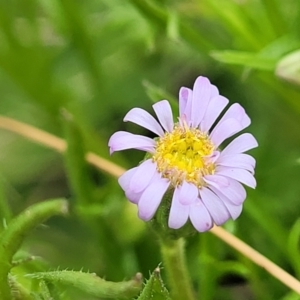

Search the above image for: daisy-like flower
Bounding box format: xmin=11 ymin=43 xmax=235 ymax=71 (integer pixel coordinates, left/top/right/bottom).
xmin=109 ymin=76 xmax=258 ymax=232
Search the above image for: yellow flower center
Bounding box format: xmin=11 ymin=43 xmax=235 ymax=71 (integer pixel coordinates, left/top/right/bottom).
xmin=152 ymin=124 xmax=216 ymax=187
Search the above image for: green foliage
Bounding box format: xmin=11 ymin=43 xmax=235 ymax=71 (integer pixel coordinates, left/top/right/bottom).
xmin=137 ymin=267 xmax=171 ymax=300
xmin=0 ymin=0 xmax=300 ymax=299
xmin=0 ymin=199 xmax=68 ymax=298
xmin=26 ymin=270 xmax=142 ymax=299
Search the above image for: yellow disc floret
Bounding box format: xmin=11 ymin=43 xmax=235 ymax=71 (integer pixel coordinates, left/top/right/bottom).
xmin=152 ymin=124 xmax=216 ymax=187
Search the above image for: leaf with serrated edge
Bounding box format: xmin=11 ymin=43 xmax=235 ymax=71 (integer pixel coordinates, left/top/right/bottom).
xmin=137 ymin=266 xmax=171 ymax=300
xmin=26 ymin=270 xmax=142 ymax=299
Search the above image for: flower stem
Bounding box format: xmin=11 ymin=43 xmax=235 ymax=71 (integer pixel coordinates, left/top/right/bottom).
xmin=160 ymin=238 xmax=196 ymax=300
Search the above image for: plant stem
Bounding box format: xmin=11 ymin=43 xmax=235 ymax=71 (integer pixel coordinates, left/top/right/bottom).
xmin=160 ymin=238 xmax=196 ymax=300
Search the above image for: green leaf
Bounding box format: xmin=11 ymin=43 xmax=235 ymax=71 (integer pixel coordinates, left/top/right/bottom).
xmin=38 ymin=280 xmax=52 ymax=300
xmin=280 ymin=290 xmax=300 ymax=300
xmin=287 ymin=218 xmax=300 ymax=277
xmin=137 ymin=267 xmax=171 ymax=300
xmin=142 ymin=80 xmax=178 ymax=116
xmin=275 ymin=49 xmax=300 ymax=86
xmin=8 ymin=274 xmax=32 ymax=300
xmin=26 ymin=270 xmax=142 ymax=299
xmin=244 ymin=198 xmax=287 ymax=256
xmin=0 ymin=199 xmax=68 ymax=299
xmin=0 ymin=177 xmax=12 ymax=231
xmin=129 ymin=0 xmax=213 ymax=52
xmin=217 ymin=261 xmax=249 ymax=278
xmin=210 ymin=50 xmax=277 ymax=70
xmin=259 ymin=35 xmax=300 ymax=60
xmin=260 ymin=0 xmax=287 ymax=36
xmin=62 ymin=110 xmax=96 ymax=207
xmin=204 ymin=0 xmax=263 ymax=49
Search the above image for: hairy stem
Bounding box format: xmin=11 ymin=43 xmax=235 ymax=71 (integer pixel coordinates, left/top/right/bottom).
xmin=160 ymin=238 xmax=195 ymax=300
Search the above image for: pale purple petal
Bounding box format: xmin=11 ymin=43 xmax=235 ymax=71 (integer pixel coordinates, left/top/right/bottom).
xmin=200 ymin=187 xmax=231 ymax=226
xmin=204 ymin=175 xmax=246 ymax=205
xmin=212 ymin=188 xmax=243 ymax=220
xmin=221 ymin=133 xmax=258 ymax=156
xmin=118 ymin=167 xmax=142 ymax=204
xmin=118 ymin=167 xmax=137 ymax=192
xmin=109 ymin=131 xmax=156 ymax=154
xmin=200 ymin=95 xmax=229 ymax=132
xmin=179 ymin=87 xmax=192 ymax=121
xmin=206 ymin=150 xmax=221 ymax=164
xmin=218 ymin=103 xmax=251 ymax=129
xmin=130 ymin=159 xmax=158 ymax=193
xmin=168 ymin=188 xmax=189 ymax=229
xmin=125 ymin=190 xmax=142 ymax=204
xmin=210 ymin=118 xmax=241 ymax=148
xmin=191 ymin=76 xmax=212 ymax=127
xmin=217 ymin=154 xmax=256 ymax=173
xmin=210 ymin=84 xmax=219 ymax=97
xmin=178 ymin=181 xmax=198 ymax=205
xmin=189 ymin=198 xmax=213 ymax=232
xmin=152 ymin=100 xmax=174 ymax=132
xmin=124 ymin=107 xmax=164 ymax=136
xmin=216 ymin=166 xmax=257 ymax=189
xmin=138 ymin=174 xmax=170 ymax=221
xmin=204 ymin=174 xmax=230 ymax=188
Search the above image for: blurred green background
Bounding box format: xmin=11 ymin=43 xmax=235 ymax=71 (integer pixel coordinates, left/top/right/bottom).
xmin=0 ymin=0 xmax=300 ymax=299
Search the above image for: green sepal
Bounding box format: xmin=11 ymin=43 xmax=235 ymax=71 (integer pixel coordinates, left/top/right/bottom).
xmin=136 ymin=266 xmax=171 ymax=300
xmin=148 ymin=188 xmax=196 ymax=241
xmin=26 ymin=270 xmax=143 ymax=299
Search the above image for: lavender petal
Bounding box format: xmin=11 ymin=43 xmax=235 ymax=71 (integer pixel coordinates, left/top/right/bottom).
xmin=189 ymin=198 xmax=213 ymax=232
xmin=168 ymin=188 xmax=189 ymax=229
xmin=153 ymin=100 xmax=174 ymax=132
xmin=124 ymin=107 xmax=164 ymax=136
xmin=109 ymin=131 xmax=156 ymax=154
xmin=200 ymin=187 xmax=231 ymax=226
xmin=138 ymin=175 xmax=170 ymax=221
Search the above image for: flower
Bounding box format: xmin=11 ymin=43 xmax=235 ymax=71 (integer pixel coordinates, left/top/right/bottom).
xmin=109 ymin=76 xmax=258 ymax=232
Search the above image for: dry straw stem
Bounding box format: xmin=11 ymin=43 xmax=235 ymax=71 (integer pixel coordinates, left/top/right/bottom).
xmin=0 ymin=115 xmax=300 ymax=295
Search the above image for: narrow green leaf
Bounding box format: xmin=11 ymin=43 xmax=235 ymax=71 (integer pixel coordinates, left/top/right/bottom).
xmin=204 ymin=0 xmax=262 ymax=49
xmin=261 ymin=0 xmax=287 ymax=36
xmin=142 ymin=80 xmax=178 ymax=115
xmin=287 ymin=219 xmax=300 ymax=277
xmin=245 ymin=198 xmax=287 ymax=255
xmin=211 ymin=50 xmax=277 ymax=70
xmin=129 ymin=0 xmax=213 ymax=51
xmin=38 ymin=280 xmax=53 ymax=300
xmin=216 ymin=261 xmax=249 ymax=278
xmin=59 ymin=0 xmax=102 ymax=86
xmin=0 ymin=199 xmax=68 ymax=298
xmin=62 ymin=110 xmax=96 ymax=207
xmin=26 ymin=270 xmax=143 ymax=299
xmin=0 ymin=177 xmax=12 ymax=231
xmin=259 ymin=35 xmax=300 ymax=60
xmin=137 ymin=267 xmax=171 ymax=300
xmin=280 ymin=290 xmax=300 ymax=300
xmin=275 ymin=49 xmax=300 ymax=86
